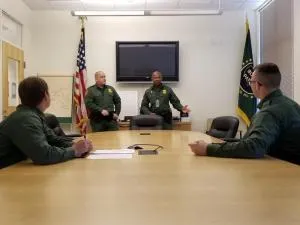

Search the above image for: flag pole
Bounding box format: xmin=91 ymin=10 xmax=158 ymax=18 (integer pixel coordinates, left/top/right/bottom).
xmin=73 ymin=16 xmax=88 ymax=135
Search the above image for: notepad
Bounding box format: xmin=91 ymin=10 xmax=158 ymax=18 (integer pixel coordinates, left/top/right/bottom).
xmin=87 ymin=154 xmax=133 ymax=160
xmin=91 ymin=149 xmax=135 ymax=154
xmin=86 ymin=149 xmax=135 ymax=160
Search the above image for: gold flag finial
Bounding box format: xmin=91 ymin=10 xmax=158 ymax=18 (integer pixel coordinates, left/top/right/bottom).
xmin=79 ymin=16 xmax=87 ymax=28
xmin=246 ymin=17 xmax=249 ymax=31
xmin=245 ymin=12 xmax=250 ymax=32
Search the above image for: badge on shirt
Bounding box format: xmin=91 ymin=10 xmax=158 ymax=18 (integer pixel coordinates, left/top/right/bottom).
xmin=162 ymin=89 xmax=167 ymax=95
xmin=108 ymin=88 xmax=113 ymax=94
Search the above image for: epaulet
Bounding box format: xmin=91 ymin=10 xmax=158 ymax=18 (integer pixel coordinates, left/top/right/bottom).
xmin=87 ymin=85 xmax=96 ymax=89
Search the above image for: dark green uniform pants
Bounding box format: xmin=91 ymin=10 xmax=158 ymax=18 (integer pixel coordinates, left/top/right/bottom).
xmin=90 ymin=120 xmax=119 ymax=132
xmin=160 ymin=112 xmax=173 ymax=130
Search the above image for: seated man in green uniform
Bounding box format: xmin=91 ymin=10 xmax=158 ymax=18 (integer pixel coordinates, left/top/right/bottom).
xmin=189 ymin=63 xmax=300 ymax=164
xmin=0 ymin=77 xmax=93 ymax=169
xmin=85 ymin=71 xmax=121 ymax=132
xmin=140 ymin=71 xmax=190 ymax=130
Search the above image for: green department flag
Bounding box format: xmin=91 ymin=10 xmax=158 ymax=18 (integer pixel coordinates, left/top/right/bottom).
xmin=237 ymin=19 xmax=257 ymax=127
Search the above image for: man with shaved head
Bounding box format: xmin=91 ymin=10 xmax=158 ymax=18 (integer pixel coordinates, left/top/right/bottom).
xmin=85 ymin=71 xmax=121 ymax=132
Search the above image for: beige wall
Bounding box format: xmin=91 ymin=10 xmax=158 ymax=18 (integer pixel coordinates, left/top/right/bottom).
xmin=293 ymin=0 xmax=300 ymax=103
xmin=260 ymin=0 xmax=293 ymax=98
xmin=30 ymin=10 xmax=257 ymax=131
xmin=0 ymin=2 xmax=260 ymax=132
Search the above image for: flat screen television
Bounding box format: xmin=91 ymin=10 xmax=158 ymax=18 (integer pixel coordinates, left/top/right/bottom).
xmin=116 ymin=41 xmax=179 ymax=82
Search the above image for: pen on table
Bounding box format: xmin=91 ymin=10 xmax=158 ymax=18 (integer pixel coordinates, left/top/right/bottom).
xmin=81 ymin=134 xmax=89 ymax=157
xmin=83 ymin=134 xmax=88 ymax=147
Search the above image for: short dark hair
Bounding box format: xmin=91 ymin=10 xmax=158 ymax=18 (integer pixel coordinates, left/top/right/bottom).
xmin=18 ymin=77 xmax=49 ymax=107
xmin=152 ymin=70 xmax=162 ymax=77
xmin=254 ymin=63 xmax=281 ymax=89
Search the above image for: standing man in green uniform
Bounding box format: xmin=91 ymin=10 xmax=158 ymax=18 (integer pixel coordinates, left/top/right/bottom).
xmin=140 ymin=71 xmax=190 ymax=129
xmin=0 ymin=77 xmax=93 ymax=169
xmin=85 ymin=71 xmax=121 ymax=132
xmin=189 ymin=63 xmax=300 ymax=165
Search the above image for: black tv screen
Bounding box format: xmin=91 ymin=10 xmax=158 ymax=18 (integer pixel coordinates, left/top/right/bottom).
xmin=116 ymin=41 xmax=179 ymax=82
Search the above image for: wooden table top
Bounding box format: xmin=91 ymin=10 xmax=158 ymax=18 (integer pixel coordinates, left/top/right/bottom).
xmin=1 ymin=130 xmax=300 ymax=225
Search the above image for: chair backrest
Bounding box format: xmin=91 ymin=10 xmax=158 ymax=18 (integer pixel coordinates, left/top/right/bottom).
xmin=206 ymin=116 xmax=239 ymax=139
xmin=130 ymin=115 xmax=163 ymax=130
xmin=44 ymin=113 xmax=66 ymax=136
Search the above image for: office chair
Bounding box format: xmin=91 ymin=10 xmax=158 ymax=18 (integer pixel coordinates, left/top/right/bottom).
xmin=44 ymin=113 xmax=81 ymax=139
xmin=130 ymin=115 xmax=163 ymax=130
xmin=206 ymin=116 xmax=240 ymax=141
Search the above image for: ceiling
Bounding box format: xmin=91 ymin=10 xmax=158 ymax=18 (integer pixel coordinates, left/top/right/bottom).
xmin=22 ymin=0 xmax=268 ymax=11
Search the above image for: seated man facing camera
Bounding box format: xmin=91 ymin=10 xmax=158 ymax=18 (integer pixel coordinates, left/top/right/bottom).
xmin=0 ymin=77 xmax=93 ymax=169
xmin=189 ymin=63 xmax=300 ymax=164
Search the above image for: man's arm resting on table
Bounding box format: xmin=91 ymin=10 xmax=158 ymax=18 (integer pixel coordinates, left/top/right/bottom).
xmin=45 ymin=125 xmax=73 ymax=148
xmin=9 ymin=117 xmax=76 ymax=165
xmin=204 ymin=112 xmax=280 ymax=158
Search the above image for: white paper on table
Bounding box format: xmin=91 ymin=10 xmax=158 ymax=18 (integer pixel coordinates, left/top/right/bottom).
xmin=91 ymin=149 xmax=135 ymax=154
xmin=87 ymin=154 xmax=133 ymax=160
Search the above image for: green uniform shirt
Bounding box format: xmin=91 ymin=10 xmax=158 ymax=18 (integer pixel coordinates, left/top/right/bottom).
xmin=85 ymin=84 xmax=121 ymax=116
xmin=140 ymin=84 xmax=183 ymax=115
xmin=207 ymin=90 xmax=300 ymax=162
xmin=0 ymin=105 xmax=75 ymax=168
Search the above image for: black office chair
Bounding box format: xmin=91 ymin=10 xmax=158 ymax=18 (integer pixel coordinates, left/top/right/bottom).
xmin=206 ymin=116 xmax=240 ymax=140
xmin=130 ymin=115 xmax=163 ymax=130
xmin=44 ymin=113 xmax=81 ymax=139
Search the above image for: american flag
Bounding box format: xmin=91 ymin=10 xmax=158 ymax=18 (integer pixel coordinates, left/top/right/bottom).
xmin=74 ymin=26 xmax=88 ymax=134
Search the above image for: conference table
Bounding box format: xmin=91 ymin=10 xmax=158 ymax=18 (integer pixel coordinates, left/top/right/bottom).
xmin=1 ymin=131 xmax=300 ymax=225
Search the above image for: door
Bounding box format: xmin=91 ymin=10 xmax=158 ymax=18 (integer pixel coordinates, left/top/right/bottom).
xmin=2 ymin=41 xmax=24 ymax=117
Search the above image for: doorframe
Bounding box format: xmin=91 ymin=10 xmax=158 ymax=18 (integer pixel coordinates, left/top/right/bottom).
xmin=2 ymin=41 xmax=24 ymax=117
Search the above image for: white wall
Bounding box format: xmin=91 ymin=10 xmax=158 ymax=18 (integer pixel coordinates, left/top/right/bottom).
xmin=31 ymin=10 xmax=257 ymax=132
xmin=294 ymin=1 xmax=300 ymax=103
xmin=0 ymin=0 xmax=33 ymax=121
xmin=260 ymin=0 xmax=293 ymax=98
